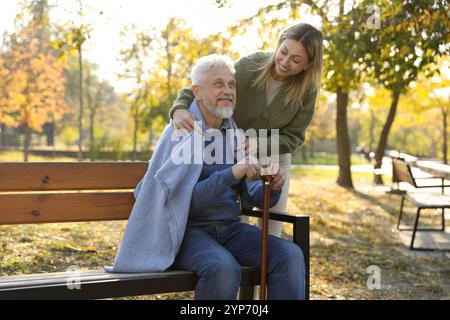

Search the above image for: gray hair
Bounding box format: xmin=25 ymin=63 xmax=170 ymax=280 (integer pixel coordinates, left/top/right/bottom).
xmin=191 ymin=54 xmax=235 ymax=86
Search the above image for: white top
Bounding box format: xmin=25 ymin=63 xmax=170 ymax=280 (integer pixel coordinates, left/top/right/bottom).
xmin=266 ymin=76 xmax=285 ymax=105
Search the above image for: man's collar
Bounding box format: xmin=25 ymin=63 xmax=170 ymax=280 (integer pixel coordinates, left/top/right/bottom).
xmin=219 ymin=117 xmax=233 ymax=130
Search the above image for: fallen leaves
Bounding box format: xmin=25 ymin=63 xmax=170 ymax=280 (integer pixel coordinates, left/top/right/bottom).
xmin=64 ymin=243 xmax=97 ymax=253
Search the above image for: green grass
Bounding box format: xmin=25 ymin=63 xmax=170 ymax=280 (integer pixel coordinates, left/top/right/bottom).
xmin=291 ymin=166 xmax=390 ymax=186
xmin=0 ymin=151 xmax=76 ymax=162
xmin=0 ymin=151 xmax=369 ymax=165
xmin=1 ymin=150 xmax=371 ymax=166
xmin=291 ymin=152 xmax=370 ymax=166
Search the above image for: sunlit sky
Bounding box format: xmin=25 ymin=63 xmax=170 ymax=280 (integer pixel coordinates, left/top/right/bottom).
xmin=2 ymin=1 xmax=446 ymax=97
xmin=0 ymin=0 xmax=321 ymax=93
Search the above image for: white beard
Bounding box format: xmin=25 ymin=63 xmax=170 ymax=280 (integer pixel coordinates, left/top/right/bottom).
xmin=203 ymin=99 xmax=234 ymax=119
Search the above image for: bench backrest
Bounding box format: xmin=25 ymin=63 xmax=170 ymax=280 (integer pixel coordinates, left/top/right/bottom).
xmin=392 ymin=158 xmax=417 ymax=187
xmin=0 ymin=162 xmax=148 ymax=225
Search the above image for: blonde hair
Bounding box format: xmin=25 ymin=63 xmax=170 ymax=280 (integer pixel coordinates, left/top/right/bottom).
xmin=253 ymin=23 xmax=323 ymax=110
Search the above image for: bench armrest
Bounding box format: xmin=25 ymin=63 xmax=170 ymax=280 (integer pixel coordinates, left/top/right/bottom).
xmin=242 ymin=208 xmax=306 ymax=223
xmin=241 ymin=208 xmax=310 ymax=254
xmin=241 ymin=208 xmax=310 ymax=299
xmin=414 ymin=177 xmax=450 ymax=194
xmin=415 ymin=176 xmax=450 ymax=180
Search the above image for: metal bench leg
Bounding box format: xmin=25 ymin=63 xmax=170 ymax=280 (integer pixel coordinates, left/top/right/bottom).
xmin=410 ymin=208 xmax=421 ymax=250
xmin=293 ymin=216 xmax=310 ymax=300
xmin=397 ymin=196 xmax=405 ymax=230
xmin=239 ymin=286 xmax=255 ymax=300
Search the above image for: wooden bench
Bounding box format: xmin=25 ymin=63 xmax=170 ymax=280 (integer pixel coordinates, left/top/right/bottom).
xmin=0 ymin=162 xmax=310 ymax=300
xmin=392 ymin=158 xmax=450 ymax=250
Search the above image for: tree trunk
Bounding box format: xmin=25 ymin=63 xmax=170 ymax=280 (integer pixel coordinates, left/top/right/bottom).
xmin=309 ymin=135 xmax=315 ymax=158
xmin=23 ymin=123 xmax=31 ymax=162
xmin=165 ymin=23 xmax=173 ymax=99
xmin=301 ymin=146 xmax=307 ymax=162
xmin=430 ymin=135 xmax=437 ymax=158
xmin=132 ymin=107 xmax=138 ymax=161
xmin=78 ymin=47 xmax=83 ymax=161
xmin=373 ymin=89 xmax=400 ymax=185
xmin=148 ymin=129 xmax=153 ymax=149
xmin=443 ymin=108 xmax=448 ymax=164
xmin=86 ymin=65 xmax=94 ymax=160
xmin=50 ymin=114 xmax=55 ymax=158
xmin=44 ymin=121 xmax=54 ymax=146
xmin=0 ymin=123 xmax=6 ymax=147
xmin=336 ymin=86 xmax=354 ymax=188
xmin=369 ymin=109 xmax=375 ymax=152
xmin=89 ymin=112 xmax=95 ymax=161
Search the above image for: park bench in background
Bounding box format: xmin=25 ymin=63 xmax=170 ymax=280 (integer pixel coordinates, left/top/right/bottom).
xmin=392 ymin=158 xmax=450 ymax=251
xmin=0 ymin=162 xmax=310 ymax=300
xmin=415 ymin=160 xmax=450 ymax=181
xmin=384 ymin=151 xmax=418 ymax=194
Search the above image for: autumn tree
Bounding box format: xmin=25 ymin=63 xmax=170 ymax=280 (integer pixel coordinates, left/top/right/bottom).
xmin=150 ymin=17 xmax=236 ymax=119
xmin=0 ymin=52 xmax=17 ymax=147
xmin=400 ymin=66 xmax=450 ymax=163
xmin=1 ymin=0 xmax=67 ymax=161
xmin=304 ymin=91 xmax=335 ymax=159
xmin=119 ymin=18 xmax=236 ymax=157
xmin=362 ymin=0 xmax=449 ymax=184
xmin=53 ymin=0 xmax=92 ymax=161
xmin=117 ymin=25 xmax=156 ymax=160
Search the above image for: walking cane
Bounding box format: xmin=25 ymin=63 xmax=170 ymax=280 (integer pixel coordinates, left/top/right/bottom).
xmin=259 ymin=165 xmax=273 ymax=300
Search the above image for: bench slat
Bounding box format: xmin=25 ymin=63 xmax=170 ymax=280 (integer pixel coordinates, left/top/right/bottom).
xmin=0 ymin=267 xmax=260 ymax=300
xmin=0 ymin=162 xmax=147 ymax=191
xmin=0 ymin=270 xmax=193 ymax=288
xmin=405 ymin=193 xmax=450 ymax=208
xmin=0 ymin=192 xmax=134 ymax=224
xmin=0 ymin=162 xmax=309 ymax=299
xmin=0 ymin=270 xmax=105 ymax=283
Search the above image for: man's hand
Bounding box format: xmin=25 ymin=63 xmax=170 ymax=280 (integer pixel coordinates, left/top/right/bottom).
xmin=173 ymin=108 xmax=202 ymax=133
xmin=232 ymin=162 xmax=261 ymax=180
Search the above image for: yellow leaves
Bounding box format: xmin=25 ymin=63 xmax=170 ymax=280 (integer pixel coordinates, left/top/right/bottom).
xmin=9 ymin=92 xmax=27 ymax=107
xmin=385 ymin=24 xmax=395 ymax=34
xmin=64 ymin=242 xmax=97 ymax=253
xmin=0 ymin=68 xmax=9 ymax=77
xmin=400 ymin=45 xmax=409 ymax=55
xmin=1 ymin=34 xmax=68 ymax=132
xmin=68 ymin=47 xmax=78 ymax=57
xmin=30 ymin=56 xmax=45 ymax=70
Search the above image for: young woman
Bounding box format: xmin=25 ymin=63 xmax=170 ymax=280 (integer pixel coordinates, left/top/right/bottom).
xmin=170 ymin=23 xmax=323 ymax=237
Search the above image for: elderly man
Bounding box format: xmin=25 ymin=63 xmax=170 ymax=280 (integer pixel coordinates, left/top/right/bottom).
xmin=172 ymin=54 xmax=305 ymax=300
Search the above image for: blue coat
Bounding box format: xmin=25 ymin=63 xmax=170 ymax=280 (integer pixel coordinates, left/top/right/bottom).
xmin=106 ymin=100 xmax=243 ymax=272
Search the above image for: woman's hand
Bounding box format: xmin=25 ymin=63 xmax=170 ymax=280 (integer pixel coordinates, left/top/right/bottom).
xmin=173 ymin=109 xmax=202 ymax=133
xmin=270 ymin=167 xmax=285 ymax=192
xmin=260 ymin=160 xmax=284 ymax=192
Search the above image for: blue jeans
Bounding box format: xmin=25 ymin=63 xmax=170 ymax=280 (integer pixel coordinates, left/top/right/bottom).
xmin=173 ymin=221 xmax=305 ymax=300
